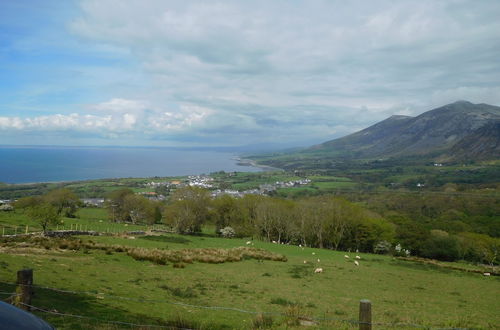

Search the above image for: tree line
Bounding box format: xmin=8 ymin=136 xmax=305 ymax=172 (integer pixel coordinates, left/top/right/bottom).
xmin=11 ymin=186 xmax=499 ymax=265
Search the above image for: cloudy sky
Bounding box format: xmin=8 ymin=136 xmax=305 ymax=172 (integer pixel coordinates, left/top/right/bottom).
xmin=1 ymin=0 xmax=500 ymax=148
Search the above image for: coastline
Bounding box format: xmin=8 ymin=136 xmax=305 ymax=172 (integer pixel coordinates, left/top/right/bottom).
xmin=0 ymin=147 xmax=263 ymax=185
xmin=233 ymin=157 xmax=283 ymax=172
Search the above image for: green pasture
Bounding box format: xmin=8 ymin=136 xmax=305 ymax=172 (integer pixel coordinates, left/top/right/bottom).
xmin=0 ymin=208 xmax=161 ymax=235
xmin=0 ymin=232 xmax=498 ymax=329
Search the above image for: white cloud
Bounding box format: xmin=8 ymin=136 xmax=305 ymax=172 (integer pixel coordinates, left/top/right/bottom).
xmin=0 ymin=98 xmax=213 ymax=137
xmin=4 ymin=0 xmax=500 ymax=146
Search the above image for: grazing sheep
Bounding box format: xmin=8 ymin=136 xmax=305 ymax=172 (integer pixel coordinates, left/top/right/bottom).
xmin=355 ymin=256 xmax=361 ymax=260
xmin=298 ymin=244 xmax=302 ymax=248
xmin=312 ymin=252 xmax=316 ymax=255
xmin=344 ymin=255 xmax=350 ymax=259
xmin=303 ymin=260 xmax=308 ymax=264
xmin=354 ymin=260 xmax=359 ymax=266
xmin=317 ymin=259 xmax=320 ymax=263
xmin=272 ymin=240 xmax=277 ymax=244
xmin=314 ymin=268 xmax=323 ymax=273
xmin=246 ymin=241 xmax=252 ymax=245
xmin=483 ymin=272 xmax=491 ymax=276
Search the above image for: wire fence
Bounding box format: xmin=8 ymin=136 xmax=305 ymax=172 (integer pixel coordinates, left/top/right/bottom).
xmin=0 ymin=280 xmax=473 ymax=329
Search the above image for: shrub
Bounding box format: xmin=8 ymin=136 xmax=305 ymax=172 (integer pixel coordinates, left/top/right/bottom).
xmin=220 ymin=226 xmax=236 ymax=238
xmin=374 ymin=240 xmax=392 ymax=254
xmin=0 ymin=204 xmax=13 ymax=212
xmin=421 ymin=236 xmax=460 ymax=261
xmin=252 ymin=313 xmax=273 ymax=329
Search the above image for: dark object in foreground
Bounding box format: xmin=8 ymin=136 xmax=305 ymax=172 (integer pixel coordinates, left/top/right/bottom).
xmin=0 ymin=301 xmax=54 ymax=330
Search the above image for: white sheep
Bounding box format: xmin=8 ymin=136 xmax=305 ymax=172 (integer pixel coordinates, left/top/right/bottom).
xmin=355 ymin=256 xmax=361 ymax=260
xmin=298 ymin=244 xmax=302 ymax=248
xmin=317 ymin=259 xmax=320 ymax=263
xmin=314 ymin=268 xmax=323 ymax=273
xmin=354 ymin=260 xmax=359 ymax=266
xmin=303 ymin=260 xmax=308 ymax=264
xmin=483 ymin=272 xmax=491 ymax=276
xmin=344 ymin=255 xmax=350 ymax=259
xmin=312 ymin=252 xmax=316 ymax=255
xmin=272 ymin=240 xmax=277 ymax=244
xmin=246 ymin=241 xmax=252 ymax=245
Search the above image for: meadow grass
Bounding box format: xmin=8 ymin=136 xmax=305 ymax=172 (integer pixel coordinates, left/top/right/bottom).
xmin=1 ymin=231 xmax=499 ymax=329
xmin=0 ymin=208 xmax=163 ymax=235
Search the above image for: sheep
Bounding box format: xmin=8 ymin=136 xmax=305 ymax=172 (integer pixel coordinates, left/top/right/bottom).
xmin=272 ymin=240 xmax=277 ymax=244
xmin=303 ymin=260 xmax=308 ymax=264
xmin=355 ymin=256 xmax=361 ymax=260
xmin=246 ymin=241 xmax=252 ymax=245
xmin=317 ymin=259 xmax=320 ymax=263
xmin=354 ymin=260 xmax=359 ymax=266
xmin=312 ymin=252 xmax=316 ymax=255
xmin=314 ymin=268 xmax=323 ymax=273
xmin=298 ymin=244 xmax=302 ymax=248
xmin=344 ymin=255 xmax=350 ymax=259
xmin=483 ymin=272 xmax=491 ymax=276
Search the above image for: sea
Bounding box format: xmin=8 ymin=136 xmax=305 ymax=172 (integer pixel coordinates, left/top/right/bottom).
xmin=0 ymin=146 xmax=261 ymax=184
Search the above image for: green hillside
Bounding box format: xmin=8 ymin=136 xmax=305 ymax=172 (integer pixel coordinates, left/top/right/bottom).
xmin=1 ymin=230 xmax=498 ymax=329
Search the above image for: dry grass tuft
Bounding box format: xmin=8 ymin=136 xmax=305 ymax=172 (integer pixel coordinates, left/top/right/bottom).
xmin=126 ymin=246 xmax=287 ymax=266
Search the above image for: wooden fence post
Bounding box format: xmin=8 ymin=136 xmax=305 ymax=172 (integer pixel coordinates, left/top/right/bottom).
xmin=359 ymin=299 xmax=372 ymax=330
xmin=15 ymin=269 xmax=33 ymax=311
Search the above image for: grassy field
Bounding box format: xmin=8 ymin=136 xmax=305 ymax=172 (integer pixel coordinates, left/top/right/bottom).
xmin=1 ymin=203 xmax=499 ymax=329
xmin=0 ymin=208 xmax=164 ymax=236
xmin=1 ymin=229 xmax=499 ymax=329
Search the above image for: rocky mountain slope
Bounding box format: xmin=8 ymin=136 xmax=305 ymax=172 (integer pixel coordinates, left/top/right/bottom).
xmin=312 ymin=101 xmax=500 ymax=161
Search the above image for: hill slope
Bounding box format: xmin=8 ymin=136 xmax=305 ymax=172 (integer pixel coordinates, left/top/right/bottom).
xmin=311 ymin=101 xmax=500 ymax=161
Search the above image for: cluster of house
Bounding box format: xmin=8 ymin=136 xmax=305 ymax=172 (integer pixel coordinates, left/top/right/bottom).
xmin=81 ymin=198 xmax=105 ymax=207
xmin=82 ymin=177 xmax=313 ymax=205
xmin=144 ymin=176 xmax=214 ymax=189
xmin=137 ymin=191 xmax=166 ymax=201
xmin=187 ymin=175 xmax=214 ymax=188
xmin=211 ymin=179 xmax=312 ymax=198
xmin=274 ymin=179 xmax=311 ymax=188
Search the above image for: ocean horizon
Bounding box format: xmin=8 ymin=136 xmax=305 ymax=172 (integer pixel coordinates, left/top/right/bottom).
xmin=0 ymin=145 xmax=261 ymax=184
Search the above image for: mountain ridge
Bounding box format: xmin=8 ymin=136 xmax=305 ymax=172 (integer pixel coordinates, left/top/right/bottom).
xmin=310 ymin=101 xmax=500 ymax=161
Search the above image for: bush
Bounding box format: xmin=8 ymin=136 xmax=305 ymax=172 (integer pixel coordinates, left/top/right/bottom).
xmin=0 ymin=204 xmax=13 ymax=212
xmin=421 ymin=236 xmax=460 ymax=261
xmin=220 ymin=226 xmax=236 ymax=238
xmin=373 ymin=240 xmax=392 ymax=254
xmin=252 ymin=313 xmax=273 ymax=329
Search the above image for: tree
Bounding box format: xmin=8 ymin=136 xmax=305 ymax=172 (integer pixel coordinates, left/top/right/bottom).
xmin=44 ymin=188 xmax=81 ymax=217
xmin=27 ymin=203 xmax=60 ymax=233
xmin=105 ymin=188 xmax=135 ymax=222
xmin=14 ymin=196 xmax=43 ymax=210
xmin=123 ymin=194 xmax=157 ymax=224
xmin=163 ymin=187 xmax=211 ymax=234
xmin=212 ymin=195 xmax=239 ymax=234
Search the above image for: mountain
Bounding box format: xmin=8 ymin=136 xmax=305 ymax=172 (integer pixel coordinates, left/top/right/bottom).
xmin=310 ymin=101 xmax=500 ymax=161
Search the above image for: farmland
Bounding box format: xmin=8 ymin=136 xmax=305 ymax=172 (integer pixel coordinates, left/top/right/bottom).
xmin=0 ymin=209 xmax=499 ymax=329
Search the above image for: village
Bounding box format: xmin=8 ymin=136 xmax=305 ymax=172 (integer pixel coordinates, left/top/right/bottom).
xmin=142 ymin=175 xmax=312 ymax=199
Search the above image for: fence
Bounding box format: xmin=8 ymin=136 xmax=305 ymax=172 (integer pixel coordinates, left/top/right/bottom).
xmin=0 ymin=269 xmax=472 ymax=330
xmin=0 ymin=223 xmax=171 ymax=237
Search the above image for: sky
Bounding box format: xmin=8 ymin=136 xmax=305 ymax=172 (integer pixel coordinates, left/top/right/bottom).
xmin=1 ymin=0 xmax=500 ymax=148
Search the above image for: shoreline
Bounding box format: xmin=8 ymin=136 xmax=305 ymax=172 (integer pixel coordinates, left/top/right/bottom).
xmin=233 ymin=157 xmax=283 ymax=172
xmin=1 ymin=159 xmax=280 ymax=187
